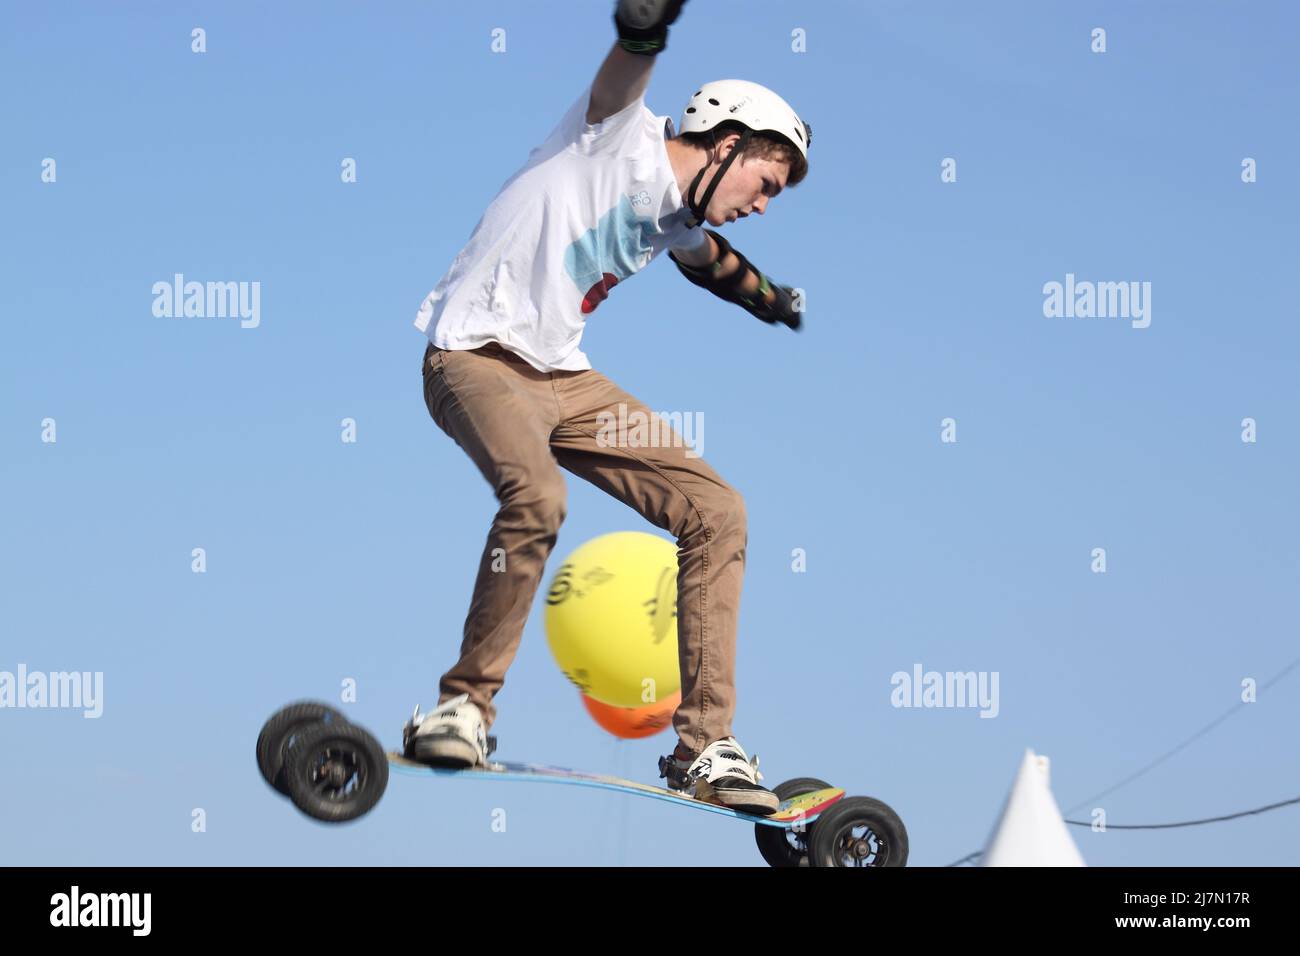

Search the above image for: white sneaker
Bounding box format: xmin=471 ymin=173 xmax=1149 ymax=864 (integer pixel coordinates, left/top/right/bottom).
xmin=658 ymin=736 xmax=779 ymax=815
xmin=402 ymin=694 xmax=495 ymax=768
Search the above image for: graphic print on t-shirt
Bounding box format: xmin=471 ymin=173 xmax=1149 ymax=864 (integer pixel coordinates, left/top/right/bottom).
xmin=564 ymin=194 xmax=658 ymax=315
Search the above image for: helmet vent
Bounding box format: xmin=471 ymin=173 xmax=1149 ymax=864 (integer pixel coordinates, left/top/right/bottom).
xmin=708 ymin=98 xmax=720 ymax=106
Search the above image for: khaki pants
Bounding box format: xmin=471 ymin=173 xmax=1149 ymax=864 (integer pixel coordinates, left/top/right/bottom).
xmin=421 ymin=340 xmax=747 ymax=756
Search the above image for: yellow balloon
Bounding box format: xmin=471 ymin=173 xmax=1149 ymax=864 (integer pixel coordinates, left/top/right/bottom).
xmin=544 ymin=531 xmax=681 ymax=707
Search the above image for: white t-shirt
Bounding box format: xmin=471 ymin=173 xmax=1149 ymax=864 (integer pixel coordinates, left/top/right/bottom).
xmin=414 ymin=84 xmax=709 ymax=372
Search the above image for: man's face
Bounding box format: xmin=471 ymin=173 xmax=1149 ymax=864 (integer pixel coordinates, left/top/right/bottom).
xmin=700 ymin=135 xmax=789 ymax=227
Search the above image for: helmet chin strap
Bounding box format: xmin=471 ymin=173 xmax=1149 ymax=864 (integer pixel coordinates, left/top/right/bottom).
xmin=685 ymin=128 xmax=753 ymax=228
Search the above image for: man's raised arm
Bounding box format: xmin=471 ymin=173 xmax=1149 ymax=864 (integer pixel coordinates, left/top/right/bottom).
xmin=588 ymin=1 xmax=688 ymax=125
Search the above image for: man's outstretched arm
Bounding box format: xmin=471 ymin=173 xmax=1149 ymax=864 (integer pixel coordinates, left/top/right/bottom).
xmin=588 ymin=0 xmax=688 ymax=124
xmin=670 ymin=231 xmax=804 ymax=331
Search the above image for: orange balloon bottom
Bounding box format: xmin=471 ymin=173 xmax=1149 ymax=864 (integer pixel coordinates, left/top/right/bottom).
xmin=582 ymin=691 xmax=681 ymax=740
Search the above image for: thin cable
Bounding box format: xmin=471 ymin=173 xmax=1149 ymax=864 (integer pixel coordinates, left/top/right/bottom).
xmin=941 ymin=652 xmax=1300 ymax=866
xmin=1062 ymin=655 xmax=1300 ymax=816
xmin=1063 ymin=795 xmax=1300 ymax=830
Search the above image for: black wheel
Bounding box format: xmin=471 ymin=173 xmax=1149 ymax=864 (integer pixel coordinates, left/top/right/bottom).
xmin=808 ymin=796 xmax=908 ymax=867
xmin=754 ymin=777 xmax=834 ymax=868
xmin=283 ymin=720 xmax=389 ymax=823
xmin=256 ymin=701 xmax=348 ymax=796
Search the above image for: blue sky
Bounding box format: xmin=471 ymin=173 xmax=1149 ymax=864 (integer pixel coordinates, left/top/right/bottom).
xmin=2 ymin=1 xmax=1297 ymax=866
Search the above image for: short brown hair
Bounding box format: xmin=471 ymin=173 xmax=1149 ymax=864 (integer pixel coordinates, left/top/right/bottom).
xmin=675 ymin=121 xmax=808 ymax=187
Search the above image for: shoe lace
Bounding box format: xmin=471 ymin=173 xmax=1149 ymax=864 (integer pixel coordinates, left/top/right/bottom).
xmin=710 ymin=742 xmax=764 ymax=783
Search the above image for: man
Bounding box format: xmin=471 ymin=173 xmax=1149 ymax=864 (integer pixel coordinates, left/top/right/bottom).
xmin=406 ymin=0 xmax=810 ymax=815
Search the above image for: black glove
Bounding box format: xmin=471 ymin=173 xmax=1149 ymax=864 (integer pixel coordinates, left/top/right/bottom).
xmin=614 ymin=0 xmax=687 ymax=56
xmin=738 ymin=274 xmax=804 ymax=332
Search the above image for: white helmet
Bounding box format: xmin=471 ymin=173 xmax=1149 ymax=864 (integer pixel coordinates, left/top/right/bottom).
xmin=679 ymin=79 xmax=811 ymax=160
xmin=676 ymin=79 xmax=810 ymax=227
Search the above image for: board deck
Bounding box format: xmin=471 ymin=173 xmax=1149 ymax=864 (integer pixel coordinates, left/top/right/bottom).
xmin=388 ymin=752 xmax=845 ymax=828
